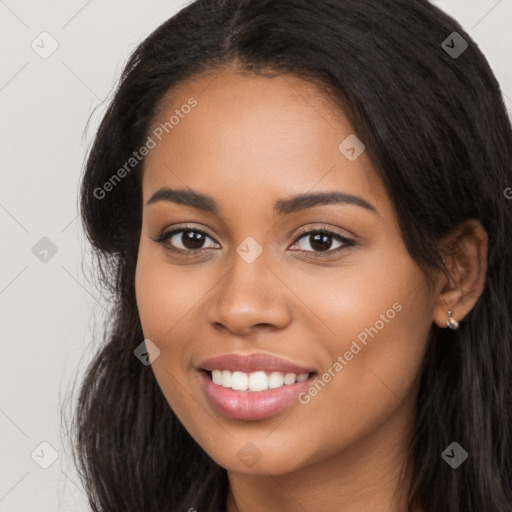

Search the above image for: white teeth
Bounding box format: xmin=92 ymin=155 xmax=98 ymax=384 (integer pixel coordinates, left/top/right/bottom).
xmin=231 ymin=371 xmax=248 ymax=391
xmin=283 ymin=372 xmax=297 ymax=385
xmin=248 ymin=371 xmax=268 ymax=391
xmin=222 ymin=370 xmax=232 ymax=388
xmin=268 ymin=371 xmax=284 ymax=389
xmin=209 ymin=369 xmax=311 ymax=391
xmin=212 ymin=369 xmax=223 ymax=385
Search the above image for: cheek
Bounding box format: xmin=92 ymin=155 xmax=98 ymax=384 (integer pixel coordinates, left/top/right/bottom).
xmin=134 ymin=250 xmax=211 ymax=431
xmin=135 ymin=247 xmax=210 ymax=344
xmin=282 ymin=232 xmax=432 ymax=352
xmin=324 ymin=250 xmax=432 ymax=400
xmin=134 ymin=247 xmax=209 ymax=404
xmin=287 ymin=254 xmax=433 ymax=460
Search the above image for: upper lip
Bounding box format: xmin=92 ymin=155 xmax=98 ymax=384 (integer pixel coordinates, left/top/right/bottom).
xmin=198 ymin=353 xmax=315 ymax=374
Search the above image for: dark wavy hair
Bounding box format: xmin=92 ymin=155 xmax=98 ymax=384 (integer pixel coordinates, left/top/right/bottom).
xmin=65 ymin=0 xmax=512 ymax=510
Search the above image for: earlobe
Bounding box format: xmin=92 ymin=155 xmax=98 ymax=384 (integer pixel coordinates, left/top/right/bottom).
xmin=432 ymin=219 xmax=488 ymax=330
xmin=446 ymin=310 xmax=459 ymax=330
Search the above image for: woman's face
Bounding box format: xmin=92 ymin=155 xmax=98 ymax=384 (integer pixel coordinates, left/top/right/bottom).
xmin=135 ymin=67 xmax=436 ymax=475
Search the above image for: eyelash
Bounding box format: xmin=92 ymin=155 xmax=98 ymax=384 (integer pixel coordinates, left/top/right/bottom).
xmin=151 ymin=224 xmax=356 ymax=259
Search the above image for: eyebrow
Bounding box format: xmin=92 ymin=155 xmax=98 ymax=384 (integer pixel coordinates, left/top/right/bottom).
xmin=145 ymin=187 xmax=378 ymax=215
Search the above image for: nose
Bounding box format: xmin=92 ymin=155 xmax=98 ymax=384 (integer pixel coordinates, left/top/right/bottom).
xmin=207 ymin=250 xmax=292 ymax=336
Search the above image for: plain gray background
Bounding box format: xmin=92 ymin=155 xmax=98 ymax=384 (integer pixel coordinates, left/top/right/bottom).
xmin=1 ymin=1 xmax=511 ymax=510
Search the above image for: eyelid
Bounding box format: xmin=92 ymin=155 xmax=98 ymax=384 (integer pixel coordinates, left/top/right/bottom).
xmin=293 ymin=223 xmax=354 ymax=241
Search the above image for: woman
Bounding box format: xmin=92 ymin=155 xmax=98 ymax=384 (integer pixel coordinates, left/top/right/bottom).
xmin=69 ymin=0 xmax=512 ymax=510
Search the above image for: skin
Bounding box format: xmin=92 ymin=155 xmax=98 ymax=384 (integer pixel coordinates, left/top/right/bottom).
xmin=134 ymin=65 xmax=488 ymax=512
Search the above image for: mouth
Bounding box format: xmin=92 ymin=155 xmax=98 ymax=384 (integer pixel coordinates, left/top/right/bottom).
xmin=198 ymin=369 xmax=317 ymax=420
xmin=196 ymin=353 xmax=317 ymax=420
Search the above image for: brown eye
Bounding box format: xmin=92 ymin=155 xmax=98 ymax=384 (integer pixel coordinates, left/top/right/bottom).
xmin=153 ymin=227 xmax=219 ymax=254
xmin=297 ymin=231 xmax=341 ymax=252
xmin=290 ymin=227 xmax=355 ymax=257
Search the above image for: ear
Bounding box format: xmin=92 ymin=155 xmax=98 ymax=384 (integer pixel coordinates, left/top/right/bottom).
xmin=432 ymin=219 xmax=488 ymax=329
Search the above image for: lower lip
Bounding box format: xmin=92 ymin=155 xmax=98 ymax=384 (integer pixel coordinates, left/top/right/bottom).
xmin=199 ymin=370 xmax=316 ymax=420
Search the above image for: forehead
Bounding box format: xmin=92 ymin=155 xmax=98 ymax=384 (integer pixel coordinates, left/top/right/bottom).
xmin=141 ymin=67 xmax=389 ymax=215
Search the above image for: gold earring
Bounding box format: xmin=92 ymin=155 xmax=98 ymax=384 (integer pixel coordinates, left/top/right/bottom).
xmin=446 ymin=310 xmax=459 ymax=330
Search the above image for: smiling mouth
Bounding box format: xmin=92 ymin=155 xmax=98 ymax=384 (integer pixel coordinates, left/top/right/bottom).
xmin=198 ymin=368 xmax=317 ymax=420
xmin=202 ymin=369 xmax=316 ymax=392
